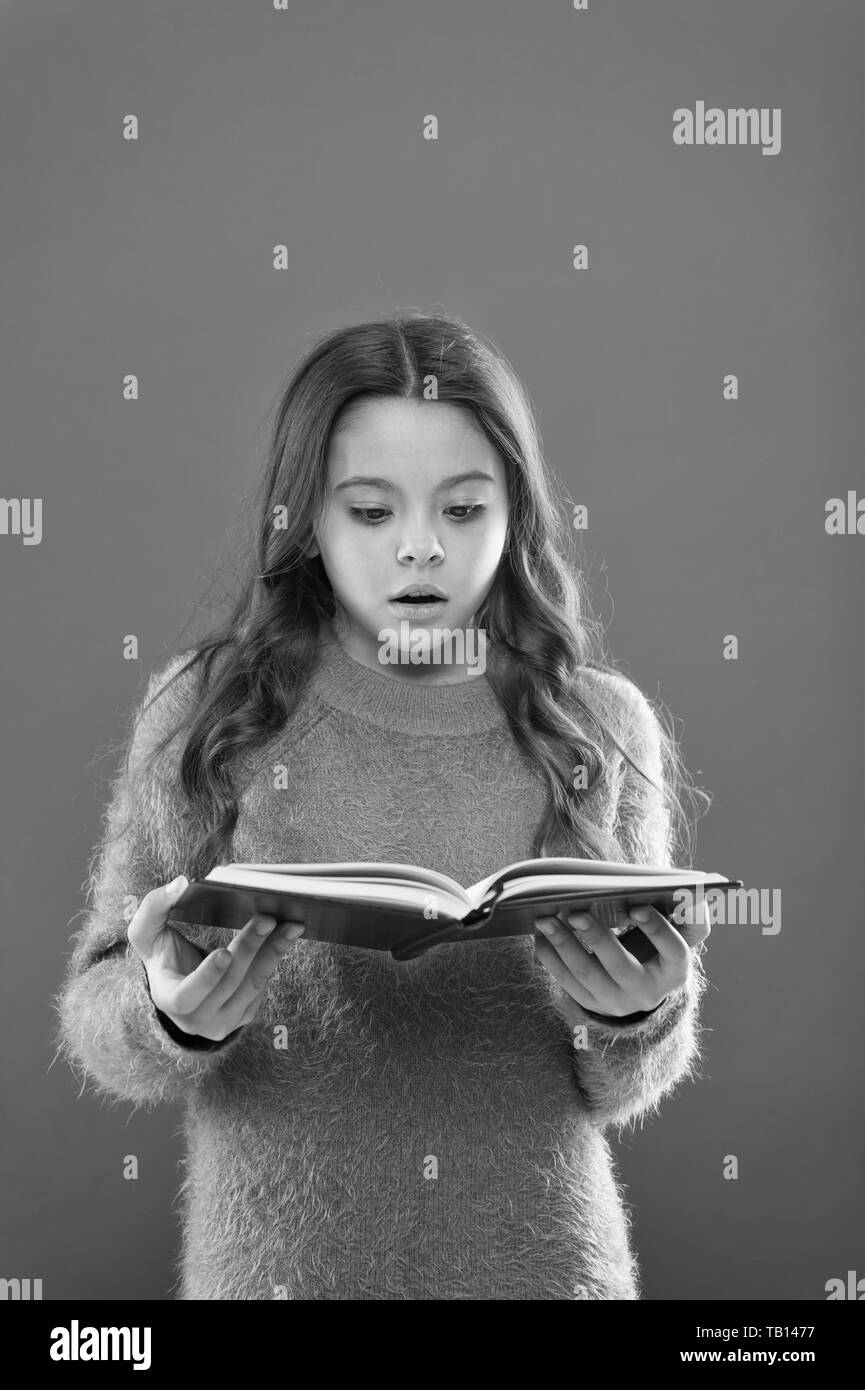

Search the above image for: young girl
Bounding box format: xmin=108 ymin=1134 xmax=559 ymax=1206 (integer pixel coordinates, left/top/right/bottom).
xmin=56 ymin=310 xmax=711 ymax=1301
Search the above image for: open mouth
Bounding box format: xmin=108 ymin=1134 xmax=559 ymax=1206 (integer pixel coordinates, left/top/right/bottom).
xmin=394 ymin=594 xmax=444 ymax=604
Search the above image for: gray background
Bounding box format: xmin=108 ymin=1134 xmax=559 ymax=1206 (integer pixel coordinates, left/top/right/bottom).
xmin=2 ymin=0 xmax=863 ymax=1300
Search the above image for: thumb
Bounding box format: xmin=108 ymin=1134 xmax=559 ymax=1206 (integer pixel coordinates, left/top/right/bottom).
xmin=128 ymin=875 xmax=189 ymax=961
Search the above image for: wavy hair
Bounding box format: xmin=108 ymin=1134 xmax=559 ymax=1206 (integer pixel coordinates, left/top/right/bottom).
xmin=115 ymin=310 xmax=708 ymax=881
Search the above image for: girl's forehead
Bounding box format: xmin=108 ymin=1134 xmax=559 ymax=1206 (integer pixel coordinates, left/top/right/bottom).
xmin=334 ymin=396 xmax=478 ymax=443
xmin=328 ymin=399 xmax=505 ymax=481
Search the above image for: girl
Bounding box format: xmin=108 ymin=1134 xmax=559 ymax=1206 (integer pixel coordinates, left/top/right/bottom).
xmin=56 ymin=310 xmax=711 ymax=1301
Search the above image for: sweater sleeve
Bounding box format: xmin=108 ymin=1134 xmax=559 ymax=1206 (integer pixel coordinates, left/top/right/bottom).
xmin=567 ymin=679 xmax=709 ymax=1130
xmin=53 ymin=657 xmax=248 ymax=1112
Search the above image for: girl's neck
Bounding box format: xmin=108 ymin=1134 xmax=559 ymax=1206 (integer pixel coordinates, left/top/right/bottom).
xmin=307 ymin=623 xmax=508 ymax=736
xmin=330 ymin=618 xmax=489 ymax=686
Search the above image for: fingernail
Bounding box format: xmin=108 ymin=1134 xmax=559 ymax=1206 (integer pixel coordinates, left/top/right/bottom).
xmin=630 ymin=906 xmax=651 ymax=922
xmin=276 ymin=923 xmax=303 ymax=947
xmin=255 ymin=916 xmax=275 ymax=935
xmin=537 ymin=920 xmax=556 ymax=936
xmin=571 ymin=914 xmax=591 ymax=931
xmin=165 ymin=875 xmax=188 ymax=897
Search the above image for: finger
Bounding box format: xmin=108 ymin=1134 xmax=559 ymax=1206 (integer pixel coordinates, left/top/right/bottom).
xmin=237 ymin=999 xmax=261 ymax=1029
xmin=676 ymin=895 xmax=712 ymax=948
xmin=221 ymin=920 xmax=305 ymax=1018
xmin=170 ymin=913 xmax=278 ymax=1016
xmin=667 ymin=891 xmax=713 ymax=942
xmin=565 ymin=910 xmax=652 ymax=989
xmin=128 ymin=876 xmax=189 ymax=962
xmin=198 ymin=913 xmax=289 ymax=1014
xmin=628 ymin=904 xmax=696 ymax=963
xmin=534 ymin=919 xmax=602 ymax=1008
xmin=150 ymin=943 xmax=235 ymax=1018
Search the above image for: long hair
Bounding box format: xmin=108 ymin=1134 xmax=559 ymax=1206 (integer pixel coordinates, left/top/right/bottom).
xmin=116 ymin=310 xmax=707 ymax=881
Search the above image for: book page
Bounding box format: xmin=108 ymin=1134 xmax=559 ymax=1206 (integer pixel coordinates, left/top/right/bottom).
xmin=204 ymin=867 xmax=468 ymax=917
xmin=221 ymin=861 xmax=469 ymax=899
xmin=494 ymin=869 xmax=732 ymax=907
xmin=465 ymin=856 xmax=696 ymax=909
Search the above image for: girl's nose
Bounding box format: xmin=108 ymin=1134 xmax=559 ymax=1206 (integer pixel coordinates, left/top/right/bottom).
xmin=396 ymin=536 xmax=445 ymax=563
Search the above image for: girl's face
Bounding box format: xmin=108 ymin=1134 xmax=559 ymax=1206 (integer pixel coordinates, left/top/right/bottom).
xmin=309 ymin=397 xmax=509 ymax=681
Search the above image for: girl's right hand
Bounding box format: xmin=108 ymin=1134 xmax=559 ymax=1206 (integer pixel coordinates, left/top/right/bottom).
xmin=128 ymin=876 xmax=305 ymax=1041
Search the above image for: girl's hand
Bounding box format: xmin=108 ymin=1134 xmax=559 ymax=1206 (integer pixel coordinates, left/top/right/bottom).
xmin=533 ymin=900 xmax=711 ymax=1019
xmin=128 ymin=877 xmax=305 ymax=1041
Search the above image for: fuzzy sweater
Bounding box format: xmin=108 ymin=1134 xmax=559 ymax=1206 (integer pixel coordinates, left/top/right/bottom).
xmin=56 ymin=626 xmax=707 ymax=1301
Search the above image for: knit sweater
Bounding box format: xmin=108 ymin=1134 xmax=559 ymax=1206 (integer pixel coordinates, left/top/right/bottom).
xmin=56 ymin=626 xmax=708 ymax=1300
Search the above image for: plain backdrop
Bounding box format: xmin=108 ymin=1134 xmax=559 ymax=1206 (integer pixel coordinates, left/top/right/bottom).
xmin=1 ymin=0 xmax=863 ymax=1300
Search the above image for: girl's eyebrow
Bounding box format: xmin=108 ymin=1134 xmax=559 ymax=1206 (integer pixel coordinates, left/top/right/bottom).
xmin=333 ymin=470 xmax=496 ymax=493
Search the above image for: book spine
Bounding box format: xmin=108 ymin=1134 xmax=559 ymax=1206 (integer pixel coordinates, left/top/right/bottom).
xmin=390 ymin=887 xmax=503 ymax=959
xmin=459 ymin=884 xmax=503 ymax=929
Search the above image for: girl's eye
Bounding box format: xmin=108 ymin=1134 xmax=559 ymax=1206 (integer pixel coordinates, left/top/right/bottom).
xmin=446 ymin=505 xmax=485 ymax=521
xmin=347 ymin=505 xmax=485 ymax=525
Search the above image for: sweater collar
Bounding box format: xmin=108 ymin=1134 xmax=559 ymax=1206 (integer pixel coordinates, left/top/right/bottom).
xmin=307 ymin=624 xmax=510 ymax=735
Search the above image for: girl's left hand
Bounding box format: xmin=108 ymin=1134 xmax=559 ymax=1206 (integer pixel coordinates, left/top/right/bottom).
xmin=534 ymin=901 xmax=711 ymax=1019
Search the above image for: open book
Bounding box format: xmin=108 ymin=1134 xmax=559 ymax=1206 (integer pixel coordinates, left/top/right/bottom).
xmin=168 ymin=857 xmax=743 ymax=961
